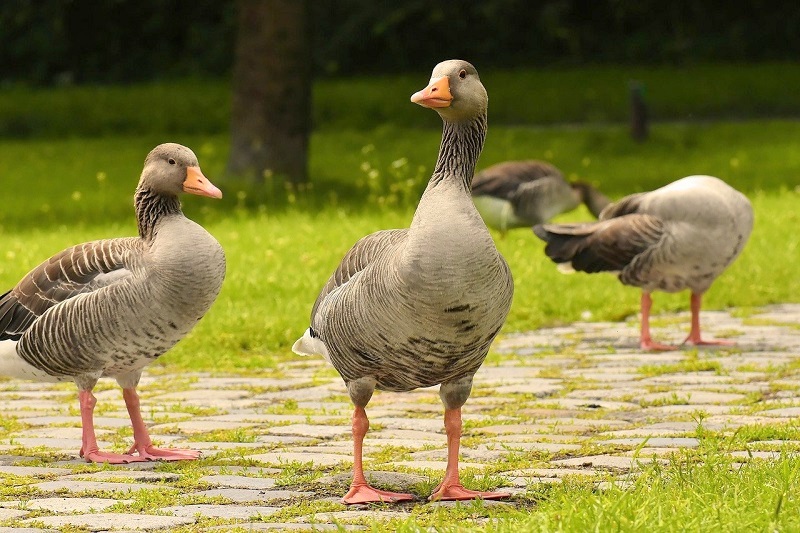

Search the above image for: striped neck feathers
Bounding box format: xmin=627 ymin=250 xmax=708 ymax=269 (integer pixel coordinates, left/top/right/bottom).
xmin=134 ymin=187 xmax=182 ymax=240
xmin=429 ymin=113 xmax=487 ymax=191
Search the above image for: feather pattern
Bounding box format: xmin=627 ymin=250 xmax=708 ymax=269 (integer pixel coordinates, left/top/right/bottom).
xmin=472 ymin=160 xmax=563 ymax=199
xmin=0 ymin=239 xmax=138 ymax=341
xmin=310 ymin=229 xmax=407 ymax=320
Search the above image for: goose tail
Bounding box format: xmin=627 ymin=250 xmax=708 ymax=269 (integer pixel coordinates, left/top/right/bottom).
xmin=533 ymin=223 xmax=599 ymax=266
xmin=291 ymin=328 xmax=331 ymax=364
xmin=0 ymin=339 xmax=61 ymax=382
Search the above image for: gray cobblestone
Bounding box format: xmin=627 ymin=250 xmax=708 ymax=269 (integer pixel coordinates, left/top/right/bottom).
xmin=1 ymin=304 xmax=798 ymax=530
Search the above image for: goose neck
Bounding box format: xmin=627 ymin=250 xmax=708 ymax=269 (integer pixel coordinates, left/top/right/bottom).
xmin=429 ymin=114 xmax=487 ymax=191
xmin=572 ymin=182 xmax=611 ymax=217
xmin=134 ymin=187 xmax=182 ymax=241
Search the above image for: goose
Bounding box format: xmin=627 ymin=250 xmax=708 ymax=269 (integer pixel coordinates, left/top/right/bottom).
xmin=293 ymin=60 xmax=513 ymax=503
xmin=533 ymin=175 xmax=753 ymax=350
xmin=0 ymin=143 xmax=226 ymax=463
xmin=471 ymin=160 xmax=610 ymax=236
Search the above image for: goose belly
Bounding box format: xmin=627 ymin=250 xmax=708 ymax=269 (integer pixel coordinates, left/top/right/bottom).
xmin=327 ymin=316 xmax=504 ymax=392
xmin=372 ymin=330 xmax=500 ymax=392
xmin=630 ymin=269 xmax=720 ymax=294
xmin=322 ymin=269 xmax=513 ymax=392
xmin=16 ymin=283 xmax=217 ymax=381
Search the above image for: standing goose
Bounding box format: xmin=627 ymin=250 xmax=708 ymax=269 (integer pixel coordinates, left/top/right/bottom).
xmin=0 ymin=143 xmax=226 ymax=463
xmin=533 ymin=175 xmax=753 ymax=350
xmin=293 ymin=60 xmax=513 ymax=503
xmin=471 ymin=160 xmax=610 ymax=236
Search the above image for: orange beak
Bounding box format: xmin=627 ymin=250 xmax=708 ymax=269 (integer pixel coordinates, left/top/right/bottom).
xmin=183 ymin=166 xmax=222 ymax=199
xmin=410 ymin=76 xmax=452 ymax=108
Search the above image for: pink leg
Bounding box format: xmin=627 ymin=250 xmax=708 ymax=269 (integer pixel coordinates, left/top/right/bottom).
xmin=78 ymin=390 xmax=146 ymax=464
xmin=123 ymin=388 xmax=200 ymax=461
xmin=343 ymin=406 xmax=414 ymax=504
xmin=640 ymin=292 xmax=677 ymax=351
xmin=428 ymin=408 xmax=510 ymax=501
xmin=683 ymin=292 xmax=735 ymax=346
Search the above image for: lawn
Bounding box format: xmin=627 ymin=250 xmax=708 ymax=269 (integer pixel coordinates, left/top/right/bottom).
xmin=390 ymin=448 xmax=800 ymax=532
xmin=1 ymin=64 xmax=799 ymax=531
xmin=1 ymin=119 xmax=798 ymax=373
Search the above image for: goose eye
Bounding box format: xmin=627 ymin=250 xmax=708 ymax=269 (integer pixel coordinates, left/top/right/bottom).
xmin=458 ymin=69 xmax=467 ymax=79
xmin=168 ymin=158 xmax=176 ymax=165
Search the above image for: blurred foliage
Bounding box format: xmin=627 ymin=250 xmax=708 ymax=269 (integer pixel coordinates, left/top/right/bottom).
xmin=2 ymin=63 xmax=800 ymax=139
xmin=0 ymin=0 xmax=235 ymax=85
xmin=2 ymin=0 xmax=800 ymax=85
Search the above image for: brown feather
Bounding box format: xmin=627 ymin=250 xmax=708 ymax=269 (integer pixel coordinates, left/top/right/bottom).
xmin=0 ymin=238 xmax=138 ymax=341
xmin=471 ymin=160 xmax=563 ymax=199
xmin=534 ymin=214 xmax=665 ymax=273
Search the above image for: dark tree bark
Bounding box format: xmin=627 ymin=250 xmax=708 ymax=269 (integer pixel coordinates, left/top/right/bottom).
xmin=228 ymin=0 xmax=311 ymax=184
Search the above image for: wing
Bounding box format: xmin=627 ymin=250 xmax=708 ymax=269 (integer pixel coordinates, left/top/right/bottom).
xmin=599 ymin=192 xmax=648 ymax=220
xmin=472 ymin=160 xmax=563 ymax=200
xmin=533 ymin=214 xmax=666 ymax=273
xmin=309 ymin=229 xmax=407 ymax=321
xmin=0 ymin=238 xmax=140 ymax=341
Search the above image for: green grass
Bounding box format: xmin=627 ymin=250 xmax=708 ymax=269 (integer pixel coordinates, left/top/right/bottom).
xmin=368 ymin=445 xmax=800 ymax=532
xmin=1 ymin=118 xmax=798 ymax=372
xmin=2 ymin=62 xmax=800 ymax=138
xmin=638 ymin=353 xmax=725 ymax=377
xmin=513 ymin=451 xmax=800 ymax=532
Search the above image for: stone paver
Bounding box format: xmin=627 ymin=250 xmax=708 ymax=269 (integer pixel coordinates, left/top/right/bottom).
xmin=200 ymin=474 xmax=278 ymax=489
xmin=0 ymin=508 xmax=29 ymax=520
xmin=1 ymin=497 xmax=126 ymax=513
xmin=21 ymin=513 xmax=195 ymax=530
xmin=162 ymin=504 xmax=280 ymax=519
xmin=0 ymin=304 xmax=798 ymax=530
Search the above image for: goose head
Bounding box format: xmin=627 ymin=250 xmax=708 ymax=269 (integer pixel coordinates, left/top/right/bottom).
xmin=139 ymin=143 xmax=222 ymax=199
xmin=411 ymin=59 xmax=487 ymax=123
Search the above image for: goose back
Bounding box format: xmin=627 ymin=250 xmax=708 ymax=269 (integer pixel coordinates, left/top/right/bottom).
xmin=472 ymin=160 xmax=563 ymax=200
xmin=471 ymin=160 xmax=609 ymax=231
xmin=535 ymin=175 xmax=753 ymax=294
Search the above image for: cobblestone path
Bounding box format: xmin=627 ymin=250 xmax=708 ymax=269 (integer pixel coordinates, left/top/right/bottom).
xmin=1 ymin=304 xmax=799 ymax=531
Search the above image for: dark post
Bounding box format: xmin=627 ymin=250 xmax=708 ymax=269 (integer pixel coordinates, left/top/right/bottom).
xmin=629 ymin=80 xmax=649 ymax=143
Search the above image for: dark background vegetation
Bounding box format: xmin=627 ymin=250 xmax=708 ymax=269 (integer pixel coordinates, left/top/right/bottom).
xmin=3 ymin=0 xmax=800 ymax=85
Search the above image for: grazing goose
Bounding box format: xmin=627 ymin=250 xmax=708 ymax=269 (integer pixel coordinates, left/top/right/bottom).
xmin=533 ymin=175 xmax=753 ymax=350
xmin=0 ymin=143 xmax=226 ymax=463
xmin=471 ymin=160 xmax=610 ymax=236
xmin=293 ymin=60 xmax=513 ymax=503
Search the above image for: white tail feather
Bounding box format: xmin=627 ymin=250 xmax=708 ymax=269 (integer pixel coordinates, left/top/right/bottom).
xmin=0 ymin=339 xmax=61 ymax=382
xmin=557 ymin=262 xmax=575 ymax=274
xmin=291 ymin=328 xmax=331 ymax=364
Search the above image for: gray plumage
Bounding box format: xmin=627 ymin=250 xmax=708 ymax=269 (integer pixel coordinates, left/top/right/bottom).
xmin=0 ymin=143 xmax=225 ymax=391
xmin=471 ymin=160 xmax=610 ymax=235
xmin=294 ymin=60 xmax=513 ymax=411
xmin=533 ymin=175 xmax=753 ymax=294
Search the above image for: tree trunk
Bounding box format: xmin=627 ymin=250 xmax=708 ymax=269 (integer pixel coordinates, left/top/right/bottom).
xmin=228 ymin=0 xmax=311 ymax=184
